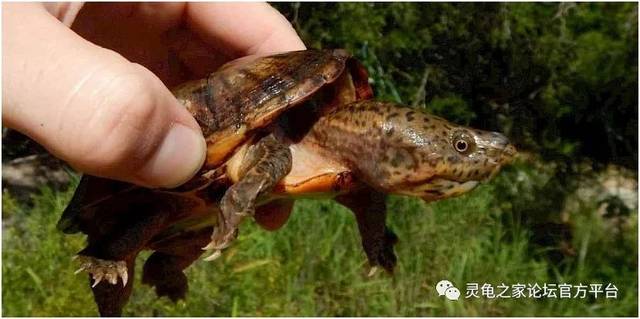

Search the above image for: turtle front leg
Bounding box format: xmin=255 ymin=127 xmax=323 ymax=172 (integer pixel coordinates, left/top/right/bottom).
xmin=204 ymin=134 xmax=292 ymax=259
xmin=336 ymin=188 xmax=398 ymax=274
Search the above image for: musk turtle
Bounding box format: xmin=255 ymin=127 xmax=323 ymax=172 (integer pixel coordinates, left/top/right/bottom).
xmin=57 ymin=49 xmax=516 ymax=315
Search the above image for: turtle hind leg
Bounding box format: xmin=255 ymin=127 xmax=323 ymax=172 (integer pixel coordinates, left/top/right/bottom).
xmin=77 ymin=246 xmax=139 ymax=316
xmin=142 ymin=229 xmax=211 ymax=301
xmin=205 ymin=134 xmax=292 ymax=257
xmin=76 ymin=206 xmax=171 ymax=315
xmin=336 ymin=188 xmax=398 ymax=274
xmin=74 ymin=209 xmax=169 ymax=286
xmin=142 ymin=252 xmax=190 ymax=302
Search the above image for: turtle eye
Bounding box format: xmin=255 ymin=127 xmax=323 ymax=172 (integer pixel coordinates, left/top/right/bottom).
xmin=454 ymin=140 xmax=468 ymax=153
xmin=452 ymin=130 xmax=475 ymax=154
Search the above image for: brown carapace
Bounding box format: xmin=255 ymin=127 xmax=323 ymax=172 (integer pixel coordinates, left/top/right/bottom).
xmin=57 ymin=49 xmax=516 ymax=316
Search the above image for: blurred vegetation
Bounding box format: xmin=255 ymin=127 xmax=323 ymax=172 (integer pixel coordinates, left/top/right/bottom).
xmin=2 ymin=2 xmax=638 ymax=317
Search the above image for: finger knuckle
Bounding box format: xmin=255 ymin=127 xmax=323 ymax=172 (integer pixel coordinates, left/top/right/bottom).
xmin=77 ymin=65 xmax=166 ymax=172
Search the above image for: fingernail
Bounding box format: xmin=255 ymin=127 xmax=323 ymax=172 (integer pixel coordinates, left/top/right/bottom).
xmin=140 ymin=123 xmax=206 ymax=188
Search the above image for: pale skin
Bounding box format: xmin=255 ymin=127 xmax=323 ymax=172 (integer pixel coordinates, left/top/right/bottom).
xmin=2 ymin=2 xmax=306 ymax=188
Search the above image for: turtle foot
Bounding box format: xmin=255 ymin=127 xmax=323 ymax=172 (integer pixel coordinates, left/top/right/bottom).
xmin=366 ymin=228 xmax=398 ymax=274
xmin=73 ymin=255 xmax=128 ymax=287
xmin=201 ymin=226 xmax=239 ymax=261
xmin=201 ymin=201 xmax=244 ymax=261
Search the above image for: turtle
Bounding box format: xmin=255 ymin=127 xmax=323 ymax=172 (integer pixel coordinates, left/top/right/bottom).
xmin=57 ymin=49 xmax=516 ymax=316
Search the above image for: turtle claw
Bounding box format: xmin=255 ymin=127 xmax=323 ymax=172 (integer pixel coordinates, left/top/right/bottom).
xmin=201 ymin=241 xmax=216 ymax=251
xmin=205 ymin=225 xmax=238 ymax=252
xmin=211 ymin=238 xmax=233 ymax=250
xmin=201 ymin=225 xmax=234 ymax=262
xmin=367 ymin=266 xmax=380 ymax=277
xmin=204 ymin=250 xmax=222 ymax=262
xmin=73 ymin=255 xmax=128 ymax=287
xmin=202 ymin=240 xmax=227 ymax=253
xmin=92 ymin=273 xmax=104 ymax=288
xmin=118 ymin=267 xmax=129 ymax=287
xmin=74 ymin=266 xmax=86 ymax=275
xmin=105 ymin=272 xmax=118 ymax=285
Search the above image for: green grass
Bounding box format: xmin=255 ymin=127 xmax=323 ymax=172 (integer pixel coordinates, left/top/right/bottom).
xmin=2 ymin=170 xmax=637 ymax=316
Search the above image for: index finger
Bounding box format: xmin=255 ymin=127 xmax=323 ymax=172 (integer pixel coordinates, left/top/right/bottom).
xmin=184 ymin=2 xmax=306 ymax=57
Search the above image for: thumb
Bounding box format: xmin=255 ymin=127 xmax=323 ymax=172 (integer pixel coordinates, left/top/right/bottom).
xmin=2 ymin=4 xmax=206 ymax=188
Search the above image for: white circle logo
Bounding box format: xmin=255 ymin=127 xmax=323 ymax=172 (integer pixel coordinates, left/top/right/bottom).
xmin=444 ymin=287 xmax=461 ymax=300
xmin=436 ymin=279 xmax=460 ymax=301
xmin=436 ymin=280 xmax=454 ymax=296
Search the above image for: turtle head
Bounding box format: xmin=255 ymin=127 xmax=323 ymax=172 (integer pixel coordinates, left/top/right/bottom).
xmin=375 ymin=105 xmax=516 ymax=201
xmin=412 ymin=125 xmax=517 ymax=201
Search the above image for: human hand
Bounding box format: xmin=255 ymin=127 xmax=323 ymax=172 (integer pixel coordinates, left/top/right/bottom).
xmin=2 ymin=2 xmax=305 ymax=188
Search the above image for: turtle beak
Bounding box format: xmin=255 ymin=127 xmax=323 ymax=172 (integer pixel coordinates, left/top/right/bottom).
xmin=482 ymin=142 xmax=516 ymax=181
xmin=500 ymin=143 xmax=517 ymax=164
xmin=483 ymin=132 xmax=517 ymax=165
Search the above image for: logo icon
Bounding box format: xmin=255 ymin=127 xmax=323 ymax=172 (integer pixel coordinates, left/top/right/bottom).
xmin=436 ymin=279 xmax=460 ymax=301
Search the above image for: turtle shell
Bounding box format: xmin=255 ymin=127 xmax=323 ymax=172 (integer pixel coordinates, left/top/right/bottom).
xmin=172 ymin=49 xmax=370 ymax=170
